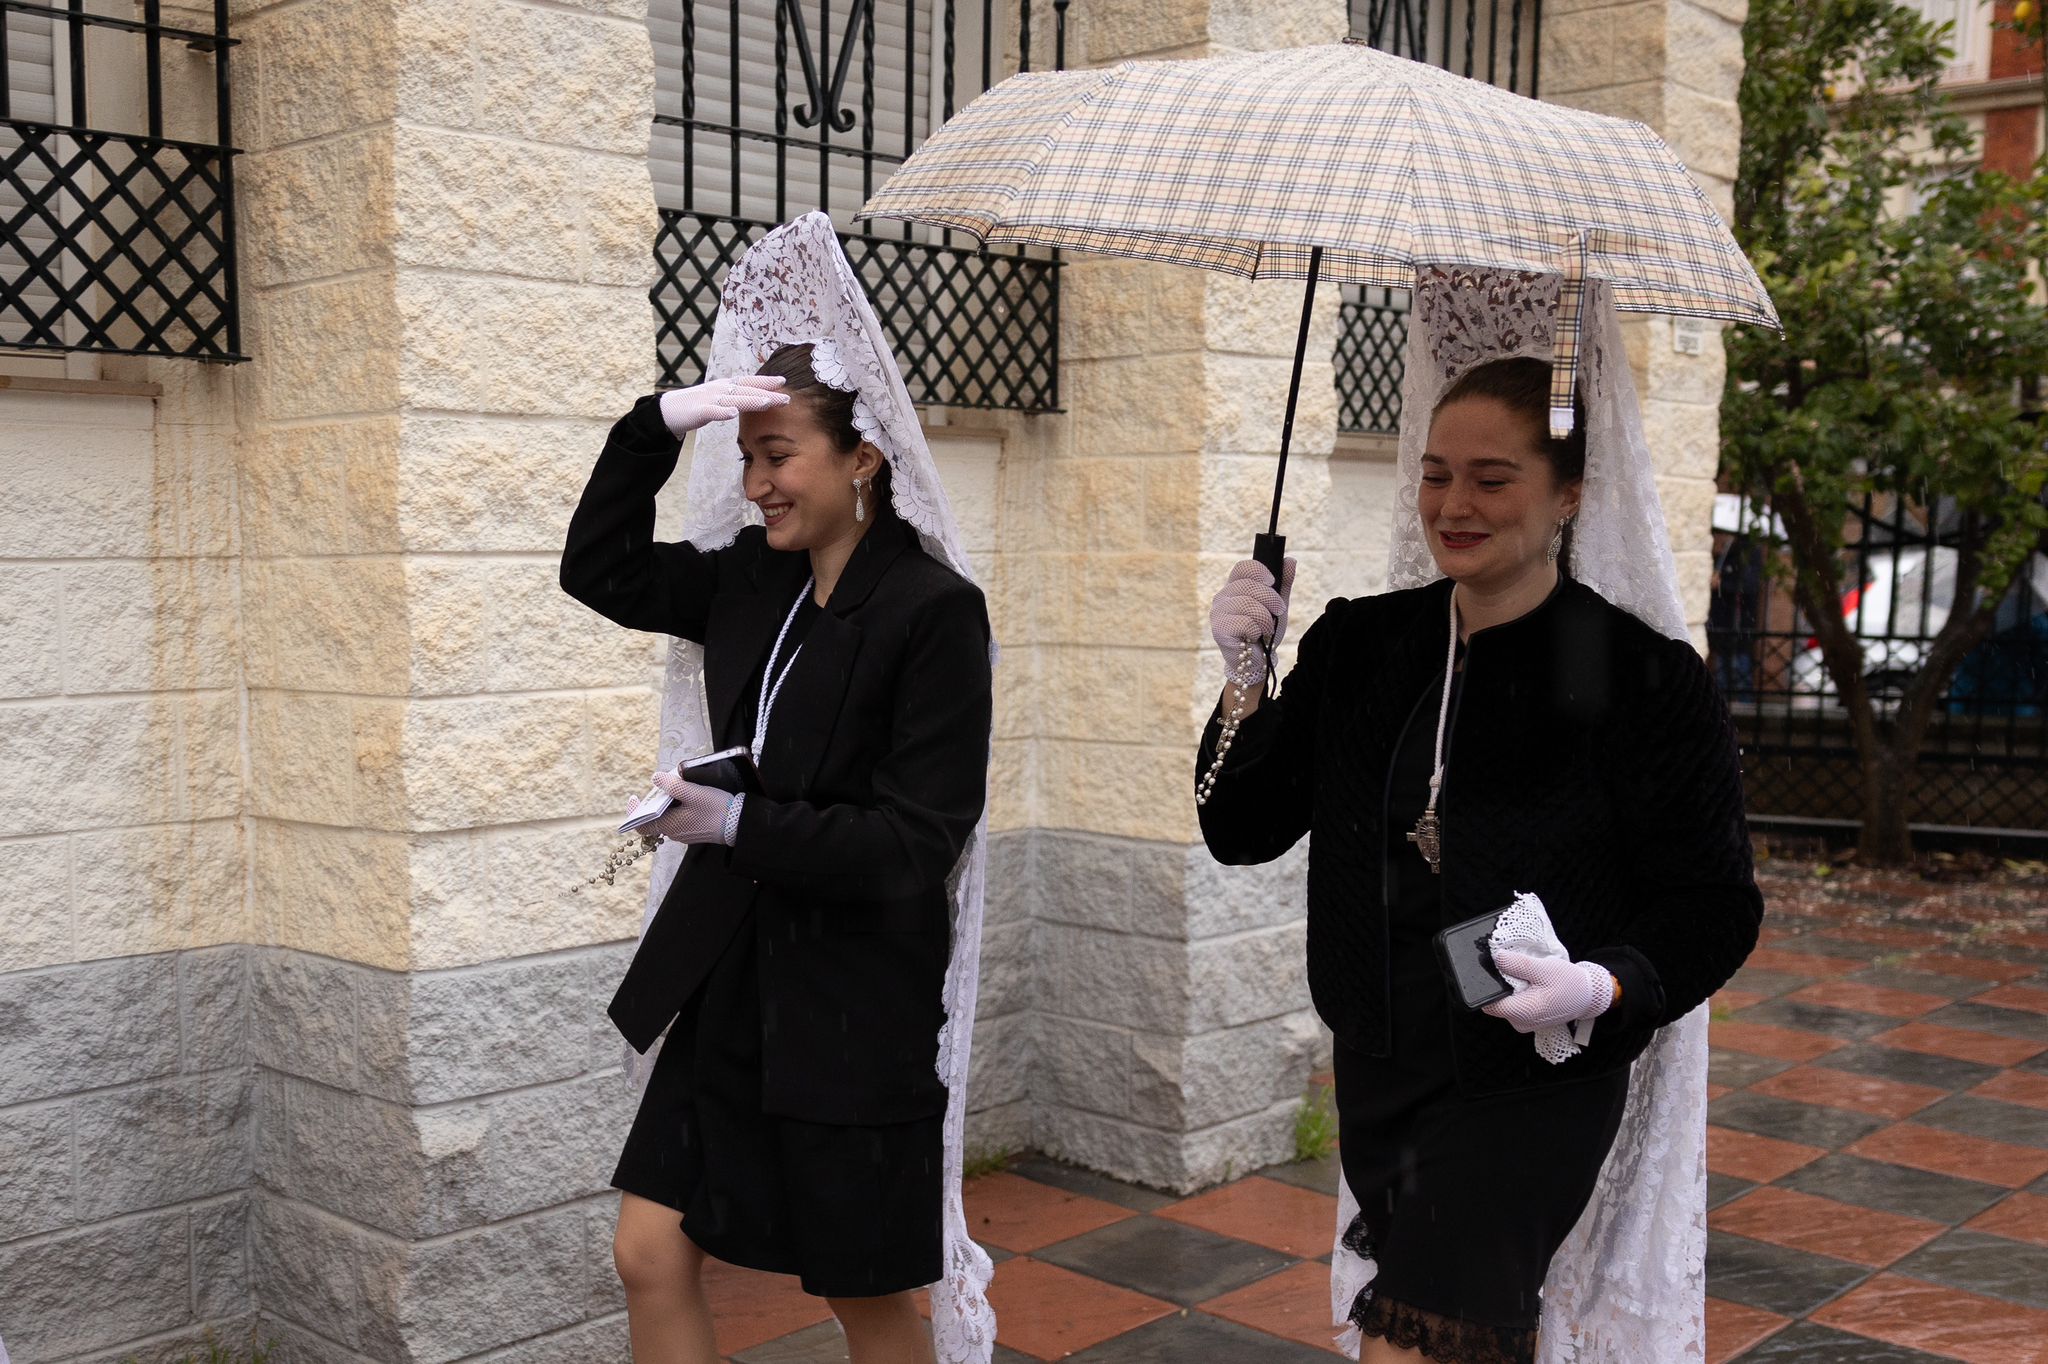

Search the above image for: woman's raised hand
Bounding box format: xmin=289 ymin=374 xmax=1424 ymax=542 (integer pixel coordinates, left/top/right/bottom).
xmin=1208 ymin=557 xmax=1296 ymax=688
xmin=657 ymin=374 xmax=790 ymax=438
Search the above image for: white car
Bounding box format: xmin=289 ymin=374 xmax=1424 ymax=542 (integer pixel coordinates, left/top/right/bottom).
xmin=1787 ymin=547 xmax=2048 ymax=705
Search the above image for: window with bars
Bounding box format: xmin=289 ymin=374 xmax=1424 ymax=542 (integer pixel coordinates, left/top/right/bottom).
xmin=0 ymin=0 xmax=241 ymax=368
xmin=1338 ymin=0 xmax=1541 ymax=433
xmin=648 ymin=0 xmax=1062 ymax=412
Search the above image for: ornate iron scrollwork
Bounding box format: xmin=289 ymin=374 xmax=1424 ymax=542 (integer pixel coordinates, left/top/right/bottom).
xmin=784 ymin=0 xmax=872 ymax=132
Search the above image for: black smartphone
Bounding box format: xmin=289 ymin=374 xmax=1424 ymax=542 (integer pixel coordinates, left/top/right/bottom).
xmin=1433 ymin=907 xmax=1513 ymax=1011
xmin=678 ymin=745 xmax=761 ymax=796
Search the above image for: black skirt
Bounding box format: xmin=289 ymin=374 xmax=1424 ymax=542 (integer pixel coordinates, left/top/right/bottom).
xmin=1333 ymin=666 xmax=1631 ymax=1364
xmin=610 ymin=908 xmax=944 ymax=1298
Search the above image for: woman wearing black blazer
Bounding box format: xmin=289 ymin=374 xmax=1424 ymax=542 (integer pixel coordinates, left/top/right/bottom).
xmin=561 ymin=331 xmax=991 ymax=1364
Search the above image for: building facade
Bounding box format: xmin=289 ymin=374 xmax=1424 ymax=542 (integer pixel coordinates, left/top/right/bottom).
xmin=0 ymin=1 xmax=1739 ymax=1358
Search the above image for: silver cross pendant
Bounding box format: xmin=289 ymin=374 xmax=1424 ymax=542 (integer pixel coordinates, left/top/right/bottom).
xmin=1406 ymin=809 xmax=1443 ymax=875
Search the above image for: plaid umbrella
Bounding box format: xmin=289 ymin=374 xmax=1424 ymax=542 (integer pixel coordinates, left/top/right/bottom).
xmin=859 ymin=41 xmax=1778 ymax=572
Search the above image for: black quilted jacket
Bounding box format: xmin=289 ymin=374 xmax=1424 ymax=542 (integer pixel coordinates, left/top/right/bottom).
xmin=1198 ymin=576 xmax=1763 ymax=1095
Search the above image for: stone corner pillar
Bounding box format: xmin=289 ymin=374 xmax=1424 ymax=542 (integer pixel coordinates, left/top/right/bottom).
xmin=997 ymin=0 xmax=1349 ymax=1195
xmin=1542 ymin=0 xmax=1747 ymax=639
xmin=226 ymin=0 xmax=662 ymax=1357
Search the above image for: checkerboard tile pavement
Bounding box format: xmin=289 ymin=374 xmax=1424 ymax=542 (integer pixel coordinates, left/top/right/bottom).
xmin=704 ymin=861 xmax=2048 ymax=1362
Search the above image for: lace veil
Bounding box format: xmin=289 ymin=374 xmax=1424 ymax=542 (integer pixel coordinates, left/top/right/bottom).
xmin=632 ymin=212 xmax=997 ymax=1362
xmin=1328 ymin=267 xmax=1711 ymax=1362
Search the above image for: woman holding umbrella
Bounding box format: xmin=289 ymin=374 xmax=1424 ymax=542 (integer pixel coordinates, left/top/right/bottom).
xmin=1196 ymin=268 xmax=1762 ymax=1364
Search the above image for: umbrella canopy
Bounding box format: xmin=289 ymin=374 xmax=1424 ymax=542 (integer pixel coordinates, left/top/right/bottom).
xmin=859 ymin=41 xmax=1777 ymax=330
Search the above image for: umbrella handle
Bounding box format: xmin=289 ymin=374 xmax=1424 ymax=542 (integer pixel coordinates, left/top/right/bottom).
xmin=1252 ymin=532 xmax=1287 ymax=586
xmin=1251 ymin=531 xmax=1287 ymax=695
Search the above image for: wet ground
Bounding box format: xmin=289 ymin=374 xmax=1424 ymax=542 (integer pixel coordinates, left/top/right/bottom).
xmin=701 ymin=852 xmax=2048 ymax=1362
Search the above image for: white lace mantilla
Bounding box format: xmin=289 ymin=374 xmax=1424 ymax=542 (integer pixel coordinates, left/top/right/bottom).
xmin=1330 ymin=266 xmax=1710 ymax=1363
xmin=633 ymin=212 xmax=996 ymax=1362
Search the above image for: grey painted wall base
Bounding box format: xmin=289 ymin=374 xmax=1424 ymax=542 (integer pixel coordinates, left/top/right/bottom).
xmin=1 ymin=829 xmax=1315 ymax=1359
xmin=974 ymin=829 xmax=1318 ymax=1195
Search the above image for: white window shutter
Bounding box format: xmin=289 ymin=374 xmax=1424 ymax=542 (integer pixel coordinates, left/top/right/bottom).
xmin=2 ymin=8 xmax=61 ymax=349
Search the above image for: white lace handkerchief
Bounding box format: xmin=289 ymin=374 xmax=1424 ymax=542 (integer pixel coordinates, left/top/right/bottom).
xmin=1491 ymin=890 xmax=1594 ymax=1064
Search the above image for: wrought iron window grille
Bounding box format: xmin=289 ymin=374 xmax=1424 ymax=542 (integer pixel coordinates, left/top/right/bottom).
xmin=650 ymin=0 xmax=1064 ymax=413
xmin=1713 ymin=493 xmax=2048 ymax=833
xmin=1339 ymin=0 xmax=1542 ymax=433
xmin=0 ymin=0 xmax=242 ymax=364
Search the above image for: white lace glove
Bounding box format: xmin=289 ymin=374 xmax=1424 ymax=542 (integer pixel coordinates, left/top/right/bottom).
xmin=1208 ymin=557 xmax=1296 ymax=689
xmin=1482 ymin=949 xmax=1616 ymax=1034
xmin=656 ymin=375 xmax=789 ymax=438
xmin=629 ymin=772 xmax=743 ymax=846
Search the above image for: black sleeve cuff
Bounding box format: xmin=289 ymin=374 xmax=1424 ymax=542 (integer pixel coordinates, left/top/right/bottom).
xmin=619 ymin=393 xmax=683 ymax=455
xmin=1588 ymin=946 xmax=1666 ymax=1035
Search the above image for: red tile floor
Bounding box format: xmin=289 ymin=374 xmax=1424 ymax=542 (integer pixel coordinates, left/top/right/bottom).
xmin=702 ymin=857 xmax=2048 ymax=1362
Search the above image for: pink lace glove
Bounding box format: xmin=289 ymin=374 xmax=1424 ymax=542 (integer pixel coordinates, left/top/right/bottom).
xmin=1208 ymin=557 xmax=1296 ymax=688
xmin=656 ymin=375 xmax=788 ymax=437
xmin=1482 ymin=949 xmax=1616 ymax=1034
xmin=628 ymin=772 xmax=742 ymax=846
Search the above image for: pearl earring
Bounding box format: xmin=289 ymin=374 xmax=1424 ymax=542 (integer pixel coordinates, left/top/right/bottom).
xmin=853 ymin=476 xmax=866 ymax=523
xmin=1546 ymin=517 xmax=1567 ymax=563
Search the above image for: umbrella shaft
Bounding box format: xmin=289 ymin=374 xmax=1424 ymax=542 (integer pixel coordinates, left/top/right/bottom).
xmin=1271 ymin=247 xmax=1323 ymax=537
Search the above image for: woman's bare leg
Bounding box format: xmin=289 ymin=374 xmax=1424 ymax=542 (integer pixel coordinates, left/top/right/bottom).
xmin=830 ymin=1291 xmax=936 ymax=1364
xmin=614 ymin=1193 xmax=719 ymax=1364
xmin=1358 ymin=1336 xmax=1428 ymax=1363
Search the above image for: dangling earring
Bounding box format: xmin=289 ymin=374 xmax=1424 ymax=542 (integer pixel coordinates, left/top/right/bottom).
xmin=1546 ymin=516 xmax=1568 ymax=564
xmin=853 ymin=476 xmax=867 ymax=523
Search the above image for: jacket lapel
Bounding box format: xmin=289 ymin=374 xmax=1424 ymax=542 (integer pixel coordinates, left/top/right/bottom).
xmin=705 ymin=548 xmax=811 ymax=750
xmin=752 ymin=520 xmax=916 ymax=795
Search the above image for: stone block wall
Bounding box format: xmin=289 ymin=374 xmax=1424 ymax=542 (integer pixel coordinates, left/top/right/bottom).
xmin=0 ymin=370 xmax=251 ymax=1352
xmin=1543 ymin=0 xmax=1748 ymax=636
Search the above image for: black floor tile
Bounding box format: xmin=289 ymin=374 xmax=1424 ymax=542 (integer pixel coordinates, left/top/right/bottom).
xmin=2022 ymin=1049 xmax=2048 ymax=1076
xmin=1066 ymin=1309 xmax=1336 ymax=1363
xmin=1775 ymin=1153 xmax=2007 ymax=1224
xmin=1911 ymin=1094 xmax=2048 ymax=1150
xmin=1819 ymin=1043 xmax=2000 ymax=1092
xmin=1891 ymin=1228 xmax=2048 ymax=1312
xmin=1730 ymin=967 xmax=1825 ymax=999
xmin=1708 ymin=1091 xmax=1891 ymax=1149
xmin=733 ymin=1323 xmax=1040 ymax=1364
xmin=1007 ymin=1154 xmax=1178 ymax=1213
xmin=1846 ymin=967 xmax=1989 ymax=1000
xmin=1922 ymin=1001 xmax=2048 ymax=1046
xmin=1771 ymin=936 xmax=1887 ymax=964
xmin=1711 ymin=1050 xmax=1799 ymax=1089
xmin=1705 ymin=1231 xmax=1871 ymax=1316
xmin=1708 ymin=1173 xmax=1756 ymax=1210
xmin=973 ymin=1240 xmax=1016 ymax=1264
xmin=1729 ymin=1319 xmax=1955 ymax=1362
xmin=1739 ymin=999 xmax=1901 ymax=1042
xmin=1034 ymin=1216 xmax=1293 ymax=1307
xmin=1258 ymin=1153 xmax=1340 ymax=1196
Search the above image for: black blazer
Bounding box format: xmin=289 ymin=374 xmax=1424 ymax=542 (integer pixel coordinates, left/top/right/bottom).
xmin=561 ymin=398 xmax=993 ymax=1125
xmin=1199 ymin=576 xmax=1762 ymax=1095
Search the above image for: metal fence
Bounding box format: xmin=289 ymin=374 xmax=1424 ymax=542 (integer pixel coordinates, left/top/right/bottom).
xmin=1711 ymin=494 xmax=2048 ymax=833
xmin=649 ymin=0 xmax=1063 ymax=411
xmin=0 ymin=0 xmax=241 ymax=363
xmin=1338 ymin=0 xmax=1541 ymax=433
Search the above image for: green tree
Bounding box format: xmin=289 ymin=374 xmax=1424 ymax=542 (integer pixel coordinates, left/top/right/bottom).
xmin=1724 ymin=0 xmax=2048 ymax=863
